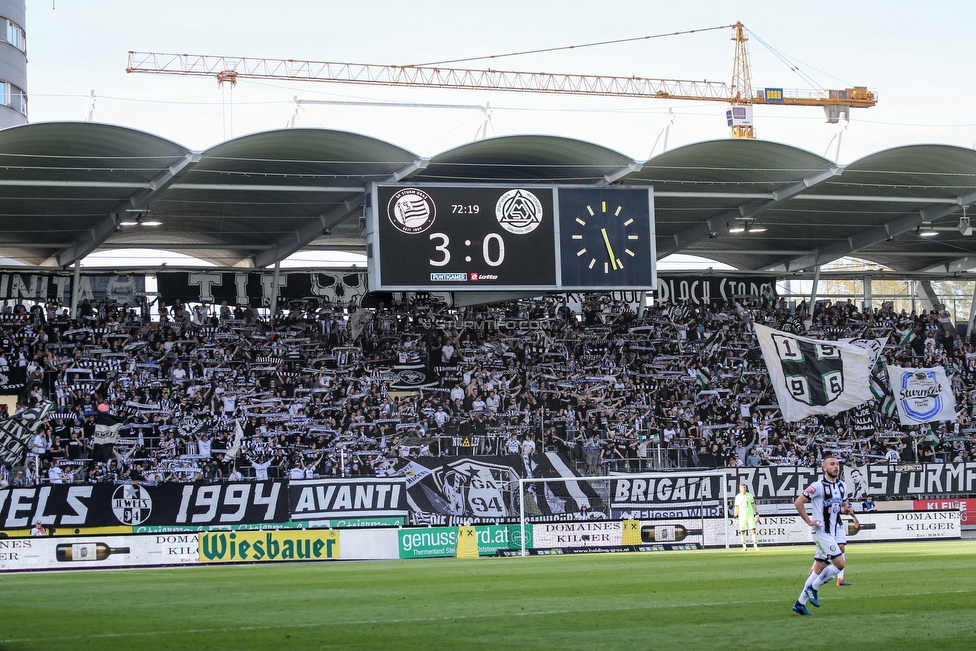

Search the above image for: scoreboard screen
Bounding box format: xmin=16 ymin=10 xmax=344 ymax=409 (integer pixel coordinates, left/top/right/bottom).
xmin=366 ymin=183 xmax=655 ymax=292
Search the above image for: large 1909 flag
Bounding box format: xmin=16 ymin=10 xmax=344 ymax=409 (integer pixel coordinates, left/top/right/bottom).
xmin=754 ymin=324 xmax=874 ymax=422
xmin=885 ymin=365 xmax=957 ymax=425
xmin=0 ymin=401 xmax=53 ymax=465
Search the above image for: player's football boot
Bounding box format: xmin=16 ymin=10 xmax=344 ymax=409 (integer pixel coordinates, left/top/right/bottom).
xmin=805 ymin=587 xmax=820 ymax=607
xmin=837 ymin=580 xmax=852 ymax=586
xmin=792 ymin=602 xmax=813 ymax=616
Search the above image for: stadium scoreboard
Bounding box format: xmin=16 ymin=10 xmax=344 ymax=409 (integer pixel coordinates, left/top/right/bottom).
xmin=365 ymin=183 xmax=656 ymax=292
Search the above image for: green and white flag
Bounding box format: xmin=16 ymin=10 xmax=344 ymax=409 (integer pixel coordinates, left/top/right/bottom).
xmin=754 ymin=324 xmax=874 ymax=422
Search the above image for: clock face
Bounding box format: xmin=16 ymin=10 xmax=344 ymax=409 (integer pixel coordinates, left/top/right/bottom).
xmin=557 ymin=187 xmax=655 ymax=289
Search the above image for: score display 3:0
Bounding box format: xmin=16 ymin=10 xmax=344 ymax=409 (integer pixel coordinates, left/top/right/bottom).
xmin=370 ymin=184 xmax=557 ymax=290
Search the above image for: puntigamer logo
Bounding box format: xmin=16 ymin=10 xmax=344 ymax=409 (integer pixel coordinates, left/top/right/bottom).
xmin=430 ymin=272 xmax=467 ymax=282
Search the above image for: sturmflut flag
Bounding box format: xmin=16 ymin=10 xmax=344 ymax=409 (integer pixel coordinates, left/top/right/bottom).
xmin=91 ymin=411 xmax=125 ymax=463
xmin=754 ymin=323 xmax=874 ymax=422
xmin=885 ymin=365 xmax=957 ymax=425
xmin=0 ymin=401 xmax=53 ymax=466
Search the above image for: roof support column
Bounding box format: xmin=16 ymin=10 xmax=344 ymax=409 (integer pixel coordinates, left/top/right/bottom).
xmin=53 ymin=151 xmax=200 ymax=268
xmin=808 ymin=254 xmax=821 ymax=318
xmin=967 ymin=283 xmax=976 ymax=341
xmin=916 ymin=280 xmax=942 ymax=313
xmin=657 ymin=167 xmax=841 ymax=259
xmin=269 ymin=260 xmax=281 ymax=321
xmin=69 ymin=261 xmax=81 ymax=320
xmin=252 ymin=157 xmax=429 ymax=268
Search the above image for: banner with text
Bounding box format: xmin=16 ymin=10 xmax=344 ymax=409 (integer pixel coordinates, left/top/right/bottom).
xmin=0 ymin=272 xmax=145 ymax=305
xmin=652 ymin=275 xmax=777 ymax=305
xmin=155 ymin=271 xmax=369 ymax=307
xmin=0 ymin=481 xmax=289 ymax=530
xmin=289 ymin=478 xmax=408 ymax=520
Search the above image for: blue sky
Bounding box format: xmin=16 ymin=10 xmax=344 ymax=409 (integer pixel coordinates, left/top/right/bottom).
xmin=23 ymin=0 xmax=976 ymax=162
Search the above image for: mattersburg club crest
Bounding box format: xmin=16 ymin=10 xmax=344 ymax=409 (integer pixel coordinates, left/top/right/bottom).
xmin=753 ymin=323 xmax=874 ymax=422
xmin=495 ymin=189 xmax=543 ymax=235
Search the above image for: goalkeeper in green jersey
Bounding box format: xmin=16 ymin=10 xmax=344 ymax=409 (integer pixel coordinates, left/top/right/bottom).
xmin=733 ymin=483 xmax=760 ymax=550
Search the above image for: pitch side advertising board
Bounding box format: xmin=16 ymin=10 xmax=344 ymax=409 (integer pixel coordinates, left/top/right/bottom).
xmin=397 ymin=524 xmax=525 ymax=559
xmin=913 ymin=498 xmax=975 ymax=525
xmin=0 ymin=534 xmax=200 ymax=571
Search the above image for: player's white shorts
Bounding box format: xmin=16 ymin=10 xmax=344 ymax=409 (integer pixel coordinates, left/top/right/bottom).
xmin=738 ymin=516 xmax=757 ymax=532
xmin=812 ymin=528 xmax=844 ymax=561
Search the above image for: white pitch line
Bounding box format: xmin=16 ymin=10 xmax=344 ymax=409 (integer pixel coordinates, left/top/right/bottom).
xmin=1 ymin=589 xmax=972 ymax=645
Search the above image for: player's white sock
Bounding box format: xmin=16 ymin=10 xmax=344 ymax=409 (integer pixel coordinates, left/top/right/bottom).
xmin=740 ymin=532 xmax=747 ymax=548
xmin=751 ymin=531 xmax=758 ymax=547
xmin=812 ymin=564 xmax=841 ymax=590
xmin=797 ymin=572 xmax=818 ymax=604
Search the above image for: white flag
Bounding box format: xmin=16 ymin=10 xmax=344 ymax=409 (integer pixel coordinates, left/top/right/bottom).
xmin=754 ymin=323 xmax=874 ymax=422
xmin=885 ymin=365 xmax=957 ymax=425
xmin=839 ymin=336 xmax=889 ymax=369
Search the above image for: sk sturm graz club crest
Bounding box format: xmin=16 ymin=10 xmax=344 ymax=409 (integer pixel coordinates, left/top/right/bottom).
xmin=495 ymin=189 xmax=543 ymax=235
xmin=387 ymin=188 xmax=436 ymax=234
xmin=771 ymin=331 xmax=844 ymax=407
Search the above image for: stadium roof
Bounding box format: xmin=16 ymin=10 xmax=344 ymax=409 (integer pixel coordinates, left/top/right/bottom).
xmin=1 ymin=121 xmax=975 ymax=274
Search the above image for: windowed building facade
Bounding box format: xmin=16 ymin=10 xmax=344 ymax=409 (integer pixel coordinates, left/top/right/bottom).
xmin=0 ymin=1 xmax=26 ymax=128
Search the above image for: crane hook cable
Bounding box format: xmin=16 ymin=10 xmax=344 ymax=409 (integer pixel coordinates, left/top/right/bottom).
xmin=409 ymin=24 xmax=735 ymax=68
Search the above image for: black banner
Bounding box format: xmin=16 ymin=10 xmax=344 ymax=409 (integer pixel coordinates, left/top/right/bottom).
xmin=3 ymin=463 xmax=973 ymax=532
xmin=852 ymin=403 xmax=875 ymax=435
xmin=155 ymin=271 xmax=368 ymax=306
xmin=0 ymin=364 xmax=27 ymax=394
xmin=652 ymin=274 xmax=776 ymax=305
xmin=0 ymin=272 xmax=145 ymax=305
xmin=0 ymin=481 xmax=288 ymax=530
xmin=610 ymin=463 xmax=976 ymax=512
xmin=611 ymin=474 xmax=725 ymax=515
xmin=730 ymin=466 xmax=821 ymax=500
xmin=843 ymin=462 xmax=976 ymax=500
xmin=288 ymin=478 xmax=408 ymax=519
xmin=398 ymin=455 xmax=601 ymax=525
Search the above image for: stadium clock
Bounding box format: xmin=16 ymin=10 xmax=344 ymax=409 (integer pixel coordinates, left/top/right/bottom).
xmin=367 ymin=184 xmax=557 ymax=291
xmin=556 ymin=187 xmax=656 ymax=290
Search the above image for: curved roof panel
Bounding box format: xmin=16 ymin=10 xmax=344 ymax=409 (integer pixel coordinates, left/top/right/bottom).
xmin=1 ymin=123 xmax=974 ymax=276
xmin=417 ymin=135 xmax=636 ymax=183
xmin=0 ymin=122 xmax=191 ymax=266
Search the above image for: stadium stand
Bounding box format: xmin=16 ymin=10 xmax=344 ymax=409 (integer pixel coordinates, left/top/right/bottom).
xmin=1 ymin=290 xmax=973 ymax=489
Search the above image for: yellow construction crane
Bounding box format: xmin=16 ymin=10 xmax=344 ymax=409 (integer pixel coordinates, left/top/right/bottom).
xmin=126 ymin=22 xmax=876 ymax=138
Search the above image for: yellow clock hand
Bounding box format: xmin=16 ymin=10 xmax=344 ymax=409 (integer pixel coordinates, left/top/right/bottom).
xmin=601 ymin=228 xmax=618 ymax=271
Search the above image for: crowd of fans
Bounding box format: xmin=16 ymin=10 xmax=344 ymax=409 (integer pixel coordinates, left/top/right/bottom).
xmin=1 ymin=288 xmax=974 ymax=488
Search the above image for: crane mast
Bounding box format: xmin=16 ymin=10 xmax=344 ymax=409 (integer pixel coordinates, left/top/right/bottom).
xmin=126 ymin=22 xmax=876 ymax=138
xmin=729 ymin=21 xmax=755 ymax=138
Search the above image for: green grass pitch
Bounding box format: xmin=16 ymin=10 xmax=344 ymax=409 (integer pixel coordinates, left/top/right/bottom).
xmin=1 ymin=541 xmax=974 ymax=651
